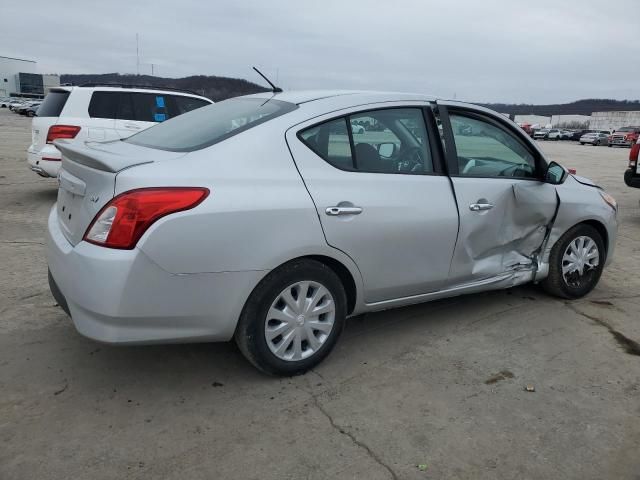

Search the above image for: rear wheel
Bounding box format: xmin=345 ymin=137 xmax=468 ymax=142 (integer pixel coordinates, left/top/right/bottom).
xmin=235 ymin=259 xmax=347 ymax=376
xmin=542 ymin=224 xmax=605 ymax=299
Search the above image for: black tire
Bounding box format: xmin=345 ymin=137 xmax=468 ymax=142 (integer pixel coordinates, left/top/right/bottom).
xmin=594 ymin=140 xmax=600 ymax=146
xmin=235 ymin=259 xmax=347 ymax=376
xmin=541 ymin=224 xmax=605 ymax=299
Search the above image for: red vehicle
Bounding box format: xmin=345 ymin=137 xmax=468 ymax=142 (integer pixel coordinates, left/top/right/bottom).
xmin=609 ymin=126 xmax=640 ymax=148
xmin=624 ymin=139 xmax=640 ymax=188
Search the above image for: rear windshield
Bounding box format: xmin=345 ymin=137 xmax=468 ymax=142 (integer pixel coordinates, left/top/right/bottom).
xmin=125 ymin=97 xmax=297 ymax=152
xmin=36 ymin=90 xmax=69 ymax=117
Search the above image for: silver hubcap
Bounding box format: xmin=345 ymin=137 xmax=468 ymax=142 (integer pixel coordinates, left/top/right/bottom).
xmin=265 ymin=281 xmax=336 ymax=362
xmin=562 ymin=235 xmax=599 ymax=287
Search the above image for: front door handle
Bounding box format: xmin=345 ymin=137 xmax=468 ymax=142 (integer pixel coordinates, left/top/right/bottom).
xmin=326 ymin=206 xmax=363 ymax=216
xmin=124 ymin=123 xmax=141 ymax=130
xmin=469 ymin=203 xmax=494 ymax=211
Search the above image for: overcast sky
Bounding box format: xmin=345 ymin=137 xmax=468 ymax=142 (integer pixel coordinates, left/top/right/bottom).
xmin=3 ymin=0 xmax=638 ymax=104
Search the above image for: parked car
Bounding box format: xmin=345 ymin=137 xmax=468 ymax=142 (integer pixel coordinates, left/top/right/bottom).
xmin=0 ymin=97 xmax=20 ymax=108
xmin=18 ymin=101 xmax=41 ymax=115
xmin=559 ymin=130 xmax=574 ymax=140
xmin=9 ymin=100 xmax=28 ymax=111
xmin=580 ymin=132 xmax=609 ymax=146
xmin=609 ymin=126 xmax=640 ymax=148
xmin=27 ymin=85 xmax=213 ymax=178
xmin=624 ymin=138 xmax=640 ymax=188
xmin=25 ymin=104 xmax=40 ymax=117
xmin=47 ymin=91 xmax=618 ymax=376
xmin=546 ymin=129 xmax=564 ymax=140
xmin=571 ymin=129 xmax=593 ymax=141
xmin=351 ymin=124 xmax=365 ymax=134
xmin=533 ymin=129 xmax=550 ymax=140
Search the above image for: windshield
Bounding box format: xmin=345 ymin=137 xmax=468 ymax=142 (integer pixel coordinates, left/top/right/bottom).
xmin=126 ymin=97 xmax=298 ymax=152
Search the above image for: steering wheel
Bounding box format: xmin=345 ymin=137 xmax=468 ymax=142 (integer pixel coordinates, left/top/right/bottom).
xmin=398 ymin=146 xmax=424 ymax=172
xmin=496 ymin=163 xmax=528 ymax=177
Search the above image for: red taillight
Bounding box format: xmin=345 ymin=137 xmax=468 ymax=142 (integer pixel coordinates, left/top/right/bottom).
xmin=84 ymin=187 xmax=209 ymax=249
xmin=46 ymin=125 xmax=81 ymax=144
xmin=630 ymin=143 xmax=640 ymax=168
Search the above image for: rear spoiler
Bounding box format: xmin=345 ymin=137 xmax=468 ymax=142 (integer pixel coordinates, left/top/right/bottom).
xmin=54 ymin=140 xmax=153 ymax=173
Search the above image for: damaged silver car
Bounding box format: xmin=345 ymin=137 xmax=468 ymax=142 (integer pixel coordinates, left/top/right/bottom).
xmin=47 ymin=91 xmax=617 ymax=376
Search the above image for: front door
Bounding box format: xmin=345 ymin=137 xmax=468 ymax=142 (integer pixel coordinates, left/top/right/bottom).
xmin=286 ymin=105 xmax=459 ymax=304
xmin=438 ymin=103 xmax=558 ymax=284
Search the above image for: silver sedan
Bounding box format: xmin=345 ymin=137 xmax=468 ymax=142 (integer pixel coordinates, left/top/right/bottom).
xmin=47 ymin=91 xmax=618 ymax=375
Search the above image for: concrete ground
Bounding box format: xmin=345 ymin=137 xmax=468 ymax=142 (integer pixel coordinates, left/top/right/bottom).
xmin=1 ymin=107 xmax=639 ymax=479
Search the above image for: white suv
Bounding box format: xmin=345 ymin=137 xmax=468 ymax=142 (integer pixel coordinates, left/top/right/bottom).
xmin=27 ymin=85 xmax=213 ymax=177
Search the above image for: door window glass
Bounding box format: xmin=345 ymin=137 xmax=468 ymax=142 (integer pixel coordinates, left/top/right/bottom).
xmin=450 ymin=114 xmax=536 ymax=178
xmin=131 ymin=93 xmax=169 ymax=122
xmin=88 ymin=92 xmax=118 ymax=119
xmin=299 ymin=108 xmax=433 ymax=174
xmin=299 ymin=118 xmax=354 ymax=170
xmin=349 ymin=109 xmax=432 ymax=173
xmin=116 ymin=93 xmax=135 ymax=121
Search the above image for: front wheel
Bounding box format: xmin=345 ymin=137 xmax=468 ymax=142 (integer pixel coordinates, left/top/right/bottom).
xmin=541 ymin=224 xmax=605 ymax=299
xmin=235 ymin=259 xmax=347 ymax=376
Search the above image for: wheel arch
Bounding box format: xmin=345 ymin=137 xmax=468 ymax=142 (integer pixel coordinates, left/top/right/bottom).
xmin=580 ymin=219 xmax=609 ymax=256
xmin=305 ymin=255 xmax=358 ymax=315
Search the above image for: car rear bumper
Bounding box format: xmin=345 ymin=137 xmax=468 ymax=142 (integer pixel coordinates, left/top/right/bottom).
xmin=46 ymin=206 xmax=267 ymax=345
xmin=27 ymin=146 xmax=61 ymax=178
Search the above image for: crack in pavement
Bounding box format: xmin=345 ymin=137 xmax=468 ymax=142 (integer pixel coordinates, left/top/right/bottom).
xmin=567 ymin=303 xmax=640 ymax=356
xmin=312 ymin=395 xmax=398 ymax=480
xmin=1 ymin=240 xmax=45 ymax=245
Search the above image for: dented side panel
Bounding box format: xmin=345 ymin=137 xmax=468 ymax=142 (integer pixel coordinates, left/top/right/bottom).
xmin=447 ymin=177 xmax=558 ymax=284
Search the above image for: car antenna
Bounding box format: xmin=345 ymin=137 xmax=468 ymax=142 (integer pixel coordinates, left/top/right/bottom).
xmin=253 ymin=66 xmax=282 ymax=93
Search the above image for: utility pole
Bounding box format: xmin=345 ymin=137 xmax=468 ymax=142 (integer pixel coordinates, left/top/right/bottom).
xmin=151 ymin=63 xmax=154 ymax=76
xmin=136 ymin=33 xmax=140 ymax=75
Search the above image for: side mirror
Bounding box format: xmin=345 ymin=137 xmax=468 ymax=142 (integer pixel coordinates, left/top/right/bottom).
xmin=545 ymin=161 xmax=568 ymax=185
xmin=377 ymin=143 xmax=396 ymax=158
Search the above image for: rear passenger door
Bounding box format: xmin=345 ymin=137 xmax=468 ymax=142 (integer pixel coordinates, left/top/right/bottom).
xmin=287 ymin=104 xmax=460 ymax=304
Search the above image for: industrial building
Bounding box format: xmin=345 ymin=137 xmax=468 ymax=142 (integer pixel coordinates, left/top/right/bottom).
xmin=589 ymin=111 xmax=640 ymax=131
xmin=0 ymin=55 xmax=60 ymax=98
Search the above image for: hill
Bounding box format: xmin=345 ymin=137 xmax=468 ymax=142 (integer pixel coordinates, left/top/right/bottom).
xmin=480 ymin=99 xmax=640 ymax=116
xmin=58 ymin=75 xmax=640 ymax=114
xmin=59 ymin=73 xmax=268 ymax=101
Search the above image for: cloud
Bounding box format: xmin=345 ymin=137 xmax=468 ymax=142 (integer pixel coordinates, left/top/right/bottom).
xmin=1 ymin=0 xmax=638 ymax=103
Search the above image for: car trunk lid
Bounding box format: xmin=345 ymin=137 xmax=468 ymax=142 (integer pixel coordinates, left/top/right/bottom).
xmin=54 ymin=139 xmax=184 ymax=246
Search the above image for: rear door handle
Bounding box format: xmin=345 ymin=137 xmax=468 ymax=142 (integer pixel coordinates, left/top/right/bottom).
xmin=469 ymin=203 xmax=494 ymax=211
xmin=326 ymin=206 xmax=363 ymax=216
xmin=124 ymin=123 xmax=141 ymax=130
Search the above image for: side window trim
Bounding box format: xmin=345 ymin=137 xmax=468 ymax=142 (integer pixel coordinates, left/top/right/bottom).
xmin=297 ymin=105 xmax=444 ymax=176
xmin=437 ymin=104 xmax=460 ymax=175
xmin=441 ymin=106 xmax=545 ymax=180
xmin=422 ymin=105 xmax=446 ymax=175
xmin=345 ymin=116 xmax=357 ymax=170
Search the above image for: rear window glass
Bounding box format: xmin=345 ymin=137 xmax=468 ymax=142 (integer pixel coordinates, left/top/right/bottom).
xmin=37 ymin=91 xmax=69 ymax=117
xmin=90 ymin=91 xmax=210 ymax=122
xmin=170 ymin=96 xmax=210 ymax=116
xmin=126 ymin=97 xmax=297 ymax=152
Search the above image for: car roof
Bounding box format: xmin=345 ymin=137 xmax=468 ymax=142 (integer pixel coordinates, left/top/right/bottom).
xmin=246 ymin=89 xmax=439 ymax=105
xmin=50 ymin=85 xmax=210 ymax=101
